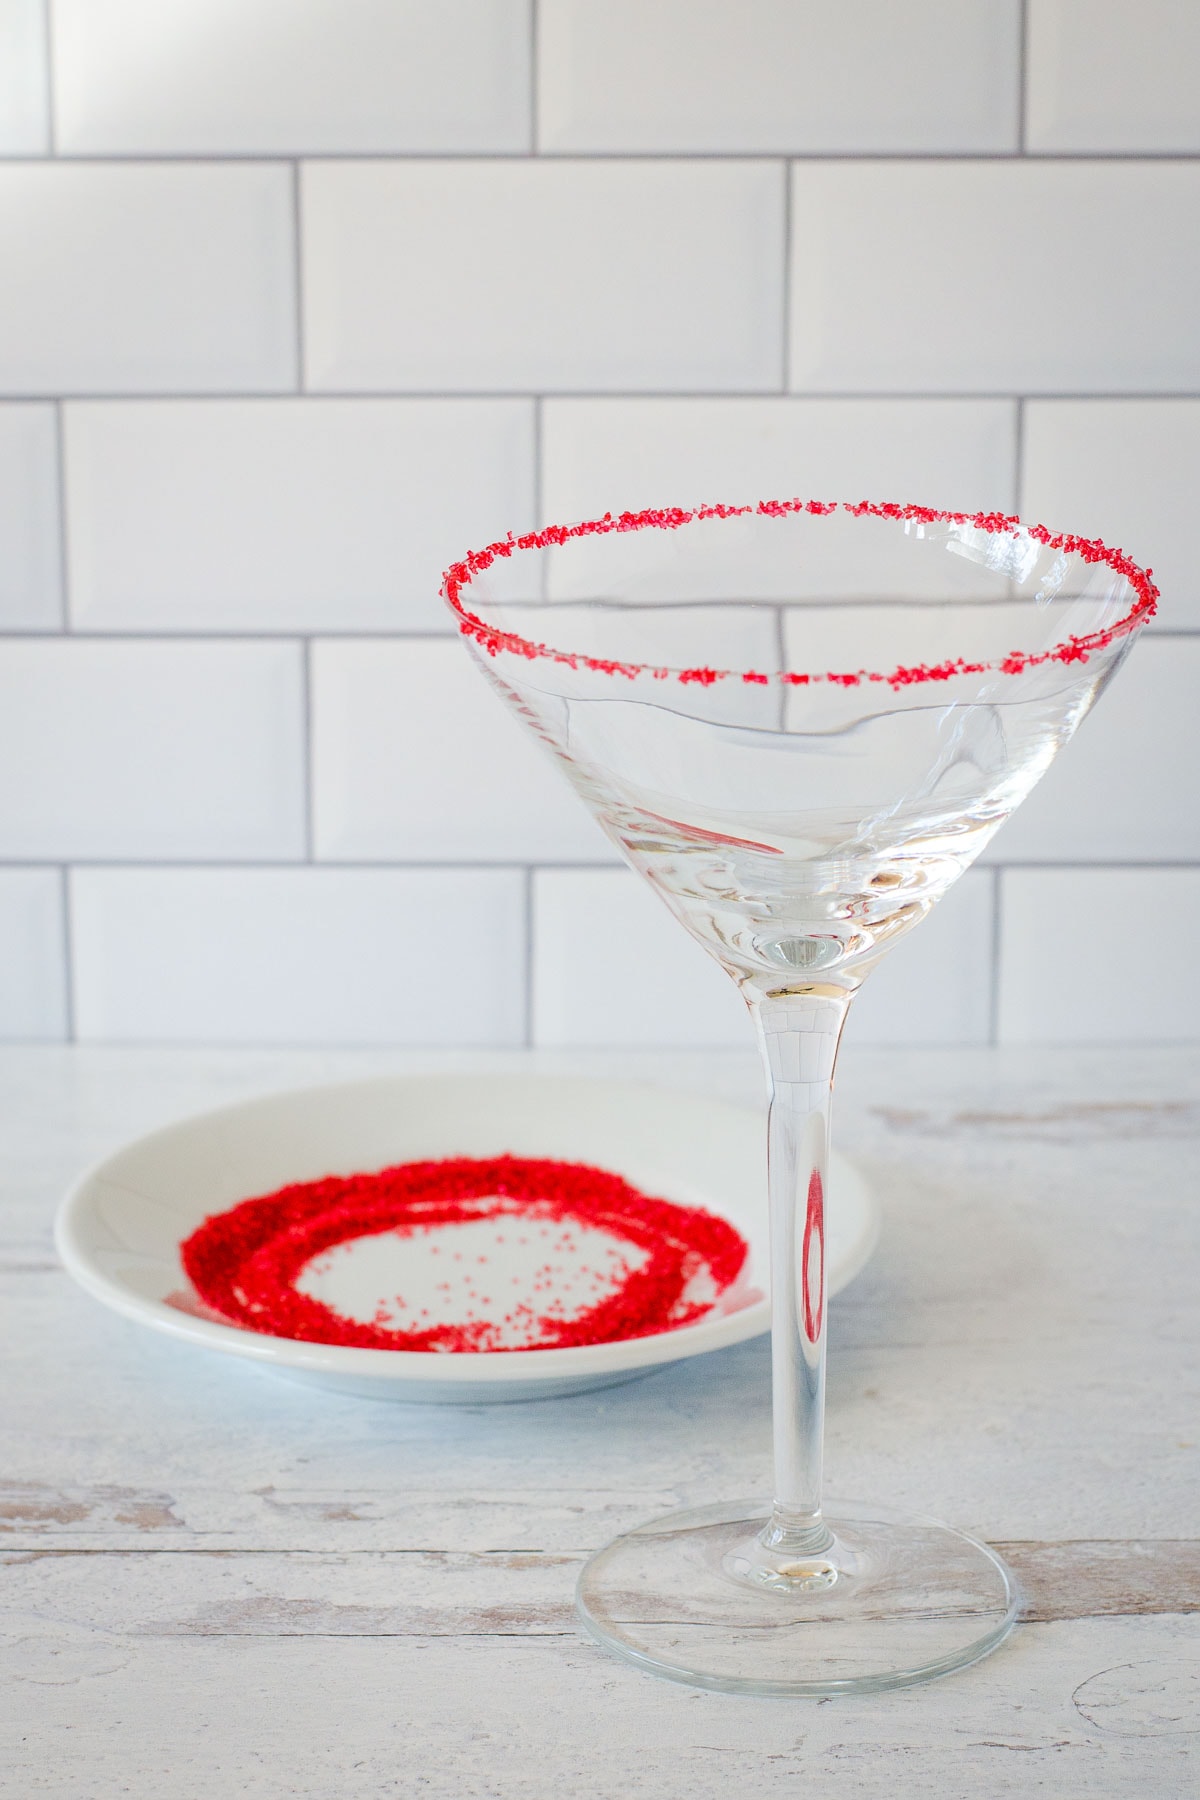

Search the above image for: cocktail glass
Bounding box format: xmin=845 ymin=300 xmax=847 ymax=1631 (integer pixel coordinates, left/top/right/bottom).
xmin=442 ymin=499 xmax=1156 ymax=1696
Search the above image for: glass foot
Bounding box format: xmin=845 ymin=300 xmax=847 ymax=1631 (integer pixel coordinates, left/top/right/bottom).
xmin=576 ymin=1497 xmax=1017 ymax=1697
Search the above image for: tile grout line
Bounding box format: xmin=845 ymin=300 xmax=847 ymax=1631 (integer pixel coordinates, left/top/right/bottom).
xmin=0 ymin=856 xmax=628 ymax=873
xmin=3 ymin=150 xmax=1200 ymax=164
xmin=6 ymin=389 xmax=1200 ymax=404
xmin=290 ymin=160 xmax=306 ymax=393
xmin=10 ymin=1032 xmax=570 ymax=1052
xmin=523 ymin=866 xmax=536 ymax=1048
xmin=59 ymin=864 xmax=76 ymax=1042
xmin=4 ymin=858 xmax=1190 ymax=874
xmin=981 ymin=859 xmax=1200 ymax=872
xmin=532 ymin=394 xmax=544 ymax=526
xmin=41 ymin=0 xmax=57 ymax=155
xmin=1 ymin=1030 xmax=1044 ymax=1052
xmin=300 ymin=637 xmax=315 ymax=861
xmin=51 ymin=398 xmax=70 ymax=630
xmin=0 ymin=628 xmax=467 ymax=643
xmin=5 ymin=615 xmax=1192 ymax=639
xmin=529 ymin=0 xmax=540 ymax=155
xmin=773 ymin=605 xmax=787 ymax=730
xmin=531 ymin=394 xmax=549 ymax=599
xmin=1017 ymin=0 xmax=1030 ymax=156
xmin=988 ymin=865 xmax=1004 ymax=1048
xmin=780 ymin=160 xmax=792 ymax=393
xmin=1013 ymin=394 xmax=1026 ymax=513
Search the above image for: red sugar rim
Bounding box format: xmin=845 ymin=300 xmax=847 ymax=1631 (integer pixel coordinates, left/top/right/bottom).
xmin=442 ymin=499 xmax=1157 ymax=690
xmin=180 ymin=1155 xmax=750 ymax=1355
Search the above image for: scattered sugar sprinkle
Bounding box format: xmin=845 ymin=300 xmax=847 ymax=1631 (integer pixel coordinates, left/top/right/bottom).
xmin=180 ymin=1155 xmax=750 ymax=1355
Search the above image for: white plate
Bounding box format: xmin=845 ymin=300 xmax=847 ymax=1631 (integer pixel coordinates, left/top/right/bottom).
xmin=56 ymin=1075 xmax=879 ymax=1403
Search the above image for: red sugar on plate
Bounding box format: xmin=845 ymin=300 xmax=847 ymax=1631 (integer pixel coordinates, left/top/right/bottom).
xmin=179 ymin=1155 xmax=750 ymax=1354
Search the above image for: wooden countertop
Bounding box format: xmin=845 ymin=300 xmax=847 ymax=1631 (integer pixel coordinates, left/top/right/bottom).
xmin=3 ymin=1044 xmax=1198 ymax=1796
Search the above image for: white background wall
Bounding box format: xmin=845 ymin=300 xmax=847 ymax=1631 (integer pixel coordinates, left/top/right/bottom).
xmin=0 ymin=0 xmax=1197 ymax=1049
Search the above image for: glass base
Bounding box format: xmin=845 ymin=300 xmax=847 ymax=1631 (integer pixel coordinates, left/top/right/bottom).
xmin=576 ymin=1497 xmax=1018 ymax=1697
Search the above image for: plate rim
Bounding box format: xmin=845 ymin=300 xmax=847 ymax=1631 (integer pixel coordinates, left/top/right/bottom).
xmin=55 ymin=1072 xmax=878 ymax=1388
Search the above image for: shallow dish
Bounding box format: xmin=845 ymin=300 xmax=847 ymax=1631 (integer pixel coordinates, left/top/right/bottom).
xmin=56 ymin=1074 xmax=878 ymax=1403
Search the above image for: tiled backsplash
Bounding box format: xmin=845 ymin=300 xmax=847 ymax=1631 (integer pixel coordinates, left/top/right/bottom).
xmin=0 ymin=0 xmax=1196 ymax=1048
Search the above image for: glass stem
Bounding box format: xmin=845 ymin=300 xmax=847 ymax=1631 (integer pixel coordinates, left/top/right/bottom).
xmin=748 ymin=983 xmax=853 ymax=1557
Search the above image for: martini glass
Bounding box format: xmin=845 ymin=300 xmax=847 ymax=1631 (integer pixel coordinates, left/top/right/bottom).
xmin=442 ymin=498 xmax=1156 ymax=1696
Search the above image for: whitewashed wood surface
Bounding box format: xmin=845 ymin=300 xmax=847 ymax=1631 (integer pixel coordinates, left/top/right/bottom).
xmin=2 ymin=1043 xmax=1198 ymax=1797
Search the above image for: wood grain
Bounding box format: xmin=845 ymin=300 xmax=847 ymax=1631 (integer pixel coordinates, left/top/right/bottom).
xmin=3 ymin=1046 xmax=1199 ymax=1799
xmin=3 ymin=1623 xmax=1198 ymax=1799
xmin=1000 ymin=1541 xmax=1200 ymax=1622
xmin=4 ymin=1539 xmax=1199 ymax=1639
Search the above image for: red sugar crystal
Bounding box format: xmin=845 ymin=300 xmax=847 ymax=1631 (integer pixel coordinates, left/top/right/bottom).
xmin=180 ymin=1155 xmax=750 ymax=1355
xmin=441 ymin=498 xmax=1156 ymax=690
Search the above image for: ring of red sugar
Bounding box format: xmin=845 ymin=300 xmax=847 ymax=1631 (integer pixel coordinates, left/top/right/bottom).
xmin=180 ymin=1155 xmax=750 ymax=1354
xmin=441 ymin=498 xmax=1157 ymax=690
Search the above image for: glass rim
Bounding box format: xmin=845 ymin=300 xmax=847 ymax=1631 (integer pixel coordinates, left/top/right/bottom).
xmin=441 ymin=498 xmax=1158 ymax=690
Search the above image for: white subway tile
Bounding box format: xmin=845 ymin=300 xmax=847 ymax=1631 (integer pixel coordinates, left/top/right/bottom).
xmin=0 ymin=869 xmax=66 ymax=1040
xmin=0 ymin=641 xmax=304 ymax=859
xmin=847 ymin=871 xmax=994 ymax=1046
xmin=0 ymin=164 xmax=295 ymax=395
xmin=542 ymin=396 xmax=1017 ymax=548
xmin=65 ymin=400 xmax=534 ymax=633
xmin=984 ymin=637 xmax=1198 ymax=865
xmin=1027 ymin=0 xmax=1200 ymax=152
xmin=539 ymin=0 xmax=1019 ymax=153
xmin=1022 ymin=401 xmax=1200 ymax=631
xmin=0 ymin=404 xmax=61 ymax=628
xmin=302 ymin=160 xmax=784 ymax=393
xmin=52 ymin=0 xmax=530 ymax=155
xmin=789 ymin=162 xmax=1200 ymax=393
xmin=533 ymin=867 xmax=754 ymax=1048
xmin=998 ymin=868 xmax=1200 ymax=1042
xmin=71 ymin=867 xmax=525 ymax=1045
xmin=0 ymin=0 xmax=48 ymax=153
xmin=312 ymin=639 xmax=611 ymax=863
